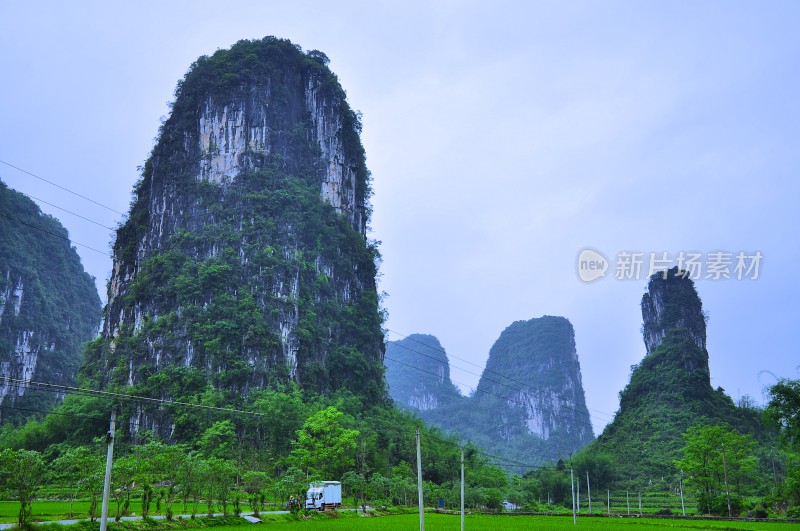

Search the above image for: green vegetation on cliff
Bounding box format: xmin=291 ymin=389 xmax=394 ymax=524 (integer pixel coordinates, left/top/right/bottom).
xmin=0 ymin=181 xmax=101 ymax=424
xmin=581 ymin=270 xmax=764 ymax=480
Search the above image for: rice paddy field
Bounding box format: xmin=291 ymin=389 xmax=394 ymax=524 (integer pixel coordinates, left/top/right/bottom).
xmin=214 ymin=513 xmax=799 ymax=530
xmin=2 ymin=504 xmax=797 ymax=531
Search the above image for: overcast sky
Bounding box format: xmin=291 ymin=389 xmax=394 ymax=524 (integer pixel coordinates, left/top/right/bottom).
xmin=1 ymin=1 xmax=798 ymax=435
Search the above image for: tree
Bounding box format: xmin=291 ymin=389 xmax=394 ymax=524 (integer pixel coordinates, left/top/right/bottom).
xmin=341 ymin=471 xmax=367 ymax=510
xmin=111 ymin=456 xmax=136 ymax=521
xmin=674 ymin=424 xmax=758 ymax=515
xmin=766 ymin=378 xmax=800 ymax=508
xmin=368 ymin=473 xmax=391 ymax=505
xmin=206 ymin=457 xmax=236 ymax=516
xmin=50 ymin=445 xmax=104 ymax=520
xmin=390 ymin=462 xmax=416 ymax=506
xmin=0 ymin=448 xmax=46 ymax=528
xmin=177 ymin=452 xmax=205 ymax=517
xmin=242 ymin=471 xmax=271 ymax=516
xmin=198 ymin=420 xmax=237 ymax=460
xmin=131 ymin=440 xmax=186 ymax=519
xmin=276 ymin=466 xmax=307 ymax=507
xmin=288 ymin=406 xmax=359 ymax=478
xmin=570 ymin=451 xmax=615 ymax=491
xmin=767 ymin=379 xmax=800 ymax=448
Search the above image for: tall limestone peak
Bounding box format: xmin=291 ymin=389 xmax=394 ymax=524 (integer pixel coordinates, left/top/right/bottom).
xmin=81 ymin=38 xmax=386 ymax=436
xmin=583 ymin=268 xmax=759 ymax=478
xmin=622 ymin=268 xmax=714 ymax=412
xmin=0 ymin=181 xmax=101 ymax=423
xmin=475 ymin=316 xmax=594 ymax=447
xmin=385 ymin=334 xmax=462 ymax=411
xmin=641 ymin=268 xmax=707 ymax=356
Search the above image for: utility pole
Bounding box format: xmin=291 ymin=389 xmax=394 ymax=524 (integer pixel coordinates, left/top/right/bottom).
xmin=679 ymin=470 xmax=686 ymax=516
xmin=721 ymin=441 xmax=732 ymax=517
xmin=100 ymin=409 xmax=116 ymax=531
xmin=607 ymin=489 xmax=610 ymax=515
xmin=570 ymin=468 xmax=576 ymax=525
xmin=460 ymin=448 xmax=464 ymax=531
xmin=586 ymin=471 xmax=592 ymax=514
xmin=626 ymin=490 xmax=630 ymax=515
xmin=416 ymin=428 xmax=424 ymax=531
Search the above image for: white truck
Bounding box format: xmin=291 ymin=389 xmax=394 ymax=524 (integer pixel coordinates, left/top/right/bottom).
xmin=305 ymin=480 xmax=342 ymax=511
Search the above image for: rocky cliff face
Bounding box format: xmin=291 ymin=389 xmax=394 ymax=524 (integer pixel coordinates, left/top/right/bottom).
xmin=0 ymin=181 xmax=101 ymax=423
xmin=81 ymin=39 xmax=386 ymax=436
xmin=641 ymin=269 xmax=707 ymax=356
xmin=384 ymin=334 xmax=462 ymax=411
xmin=475 ymin=316 xmax=593 ymax=445
xmin=385 ymin=316 xmax=594 ymax=468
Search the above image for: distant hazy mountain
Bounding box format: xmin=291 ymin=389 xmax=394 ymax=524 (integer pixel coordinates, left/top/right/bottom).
xmin=386 ymin=316 xmax=594 ymax=469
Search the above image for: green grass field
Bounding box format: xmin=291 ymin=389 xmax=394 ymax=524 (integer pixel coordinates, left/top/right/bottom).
xmin=2 ymin=503 xmax=796 ymax=530
xmin=0 ymin=500 xmax=276 ymax=524
xmin=211 ymin=513 xmax=798 ymax=530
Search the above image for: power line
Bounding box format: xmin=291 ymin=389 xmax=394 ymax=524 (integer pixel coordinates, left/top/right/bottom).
xmin=0 ymin=159 xmax=125 ymax=215
xmin=8 ymin=186 xmax=117 ymax=231
xmin=2 ymin=376 xmax=552 ymax=472
xmin=0 ymin=161 xmax=607 ymax=467
xmin=0 ymin=376 xmax=267 ymax=418
xmin=0 ymin=211 xmax=113 ymax=257
xmin=0 ymin=404 xmax=109 ymax=423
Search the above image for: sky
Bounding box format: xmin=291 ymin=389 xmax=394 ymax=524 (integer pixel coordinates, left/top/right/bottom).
xmin=1 ymin=1 xmax=798 ymax=435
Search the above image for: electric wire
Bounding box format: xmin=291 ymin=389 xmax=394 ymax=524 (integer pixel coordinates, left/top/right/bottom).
xmin=1 ymin=161 xmax=613 ymax=427
xmin=0 ymin=160 xmax=604 ymax=469
xmin=1 ymin=376 xmax=558 ymax=471
xmin=0 ymin=159 xmax=125 ymax=215
xmin=0 ymin=376 xmax=269 ymax=417
xmin=1 ymin=183 xmax=117 ymax=231
xmin=0 ymin=211 xmax=113 ymax=257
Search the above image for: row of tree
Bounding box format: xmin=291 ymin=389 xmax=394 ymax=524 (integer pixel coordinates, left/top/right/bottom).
xmin=2 ymin=379 xmax=799 ymax=525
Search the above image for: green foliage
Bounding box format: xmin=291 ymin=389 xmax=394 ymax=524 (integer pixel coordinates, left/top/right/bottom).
xmin=198 ymin=421 xmax=237 ymax=460
xmin=674 ymin=424 xmax=758 ymax=515
xmin=764 ymin=379 xmax=800 ymax=511
xmin=288 ymin=406 xmax=359 ymax=479
xmin=0 ymin=448 xmax=46 ymax=527
xmin=0 ymin=394 xmax=111 ymax=450
xmin=766 ymin=378 xmax=800 ymax=449
xmin=49 ymin=444 xmax=104 ymax=520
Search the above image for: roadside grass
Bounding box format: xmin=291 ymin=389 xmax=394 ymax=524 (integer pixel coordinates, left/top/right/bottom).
xmin=2 ymin=504 xmax=796 ymax=530
xmin=0 ymin=501 xmax=286 ymax=524
xmin=183 ymin=513 xmax=799 ymax=531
